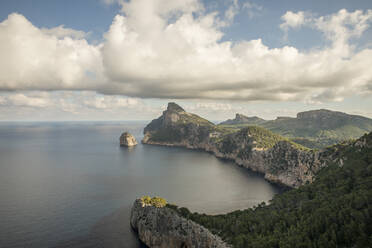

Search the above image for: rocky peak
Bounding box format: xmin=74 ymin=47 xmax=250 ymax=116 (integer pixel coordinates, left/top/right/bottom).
xmin=235 ymin=113 xmax=247 ymax=120
xmin=167 ymin=102 xmax=185 ymax=113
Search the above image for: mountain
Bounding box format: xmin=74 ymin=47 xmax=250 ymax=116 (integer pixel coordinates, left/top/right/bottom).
xmin=142 ymin=102 xmax=335 ymax=188
xmin=219 ymin=109 xmax=372 ymax=149
xmin=143 ymin=102 xmax=216 ymax=144
xmin=219 ymin=113 xmax=266 ymax=125
xmin=167 ymin=131 xmax=372 ymax=248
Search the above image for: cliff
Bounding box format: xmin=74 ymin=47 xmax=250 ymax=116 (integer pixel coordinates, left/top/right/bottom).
xmin=142 ymin=103 xmax=348 ymax=188
xmin=130 ymin=198 xmax=229 ymax=248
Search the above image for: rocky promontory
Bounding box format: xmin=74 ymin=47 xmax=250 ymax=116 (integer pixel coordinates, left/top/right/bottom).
xmin=142 ymin=103 xmax=347 ymax=188
xmin=120 ymin=132 xmax=138 ymax=147
xmin=130 ymin=197 xmax=229 ymax=248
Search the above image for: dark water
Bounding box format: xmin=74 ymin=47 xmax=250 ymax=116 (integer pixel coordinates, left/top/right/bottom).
xmin=0 ymin=122 xmax=281 ymax=248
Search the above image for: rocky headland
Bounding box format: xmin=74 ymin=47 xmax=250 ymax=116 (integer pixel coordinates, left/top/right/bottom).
xmin=142 ymin=102 xmax=348 ymax=188
xmin=120 ymin=132 xmax=138 ymax=147
xmin=130 ymin=197 xmax=229 ymax=248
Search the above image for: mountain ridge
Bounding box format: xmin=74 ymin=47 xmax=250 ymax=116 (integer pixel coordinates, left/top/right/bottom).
xmin=219 ymin=109 xmax=372 ymax=148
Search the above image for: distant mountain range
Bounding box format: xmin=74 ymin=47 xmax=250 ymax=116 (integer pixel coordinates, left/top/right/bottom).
xmin=220 ymin=114 xmax=266 ymax=125
xmin=219 ymin=109 xmax=372 ymax=148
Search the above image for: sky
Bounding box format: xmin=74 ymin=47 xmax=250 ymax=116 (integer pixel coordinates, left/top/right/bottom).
xmin=0 ymin=0 xmax=372 ymax=121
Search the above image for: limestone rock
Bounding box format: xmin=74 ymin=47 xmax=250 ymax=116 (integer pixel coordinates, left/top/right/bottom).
xmin=120 ymin=132 xmax=138 ymax=147
xmin=130 ymin=199 xmax=230 ymax=248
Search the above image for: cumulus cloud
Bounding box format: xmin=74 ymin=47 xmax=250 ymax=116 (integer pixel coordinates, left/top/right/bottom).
xmin=280 ymin=11 xmax=306 ymax=31
xmin=101 ymin=3 xmax=372 ymax=102
xmin=0 ymin=1 xmax=372 ymax=105
xmin=0 ymin=13 xmax=103 ymax=91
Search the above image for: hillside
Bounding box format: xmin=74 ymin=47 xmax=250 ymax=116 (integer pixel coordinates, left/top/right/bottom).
xmin=168 ymin=131 xmax=372 ymax=247
xmin=219 ymin=109 xmax=372 ymax=149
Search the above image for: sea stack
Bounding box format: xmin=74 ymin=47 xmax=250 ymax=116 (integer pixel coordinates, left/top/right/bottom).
xmin=120 ymin=132 xmax=138 ymax=147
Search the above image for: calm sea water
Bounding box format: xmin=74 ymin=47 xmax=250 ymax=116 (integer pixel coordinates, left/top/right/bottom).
xmin=0 ymin=122 xmax=281 ymax=248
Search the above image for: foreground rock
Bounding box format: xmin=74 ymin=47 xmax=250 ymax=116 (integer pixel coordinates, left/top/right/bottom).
xmin=120 ymin=132 xmax=138 ymax=147
xmin=142 ymin=103 xmax=349 ymax=188
xmin=130 ymin=198 xmax=229 ymax=248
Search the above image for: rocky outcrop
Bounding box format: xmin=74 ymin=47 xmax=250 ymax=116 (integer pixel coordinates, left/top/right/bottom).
xmin=120 ymin=132 xmax=138 ymax=147
xmin=142 ymin=103 xmax=350 ymax=188
xmin=130 ymin=199 xmax=229 ymax=248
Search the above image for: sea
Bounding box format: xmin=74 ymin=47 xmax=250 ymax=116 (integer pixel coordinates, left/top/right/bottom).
xmin=0 ymin=121 xmax=281 ymax=248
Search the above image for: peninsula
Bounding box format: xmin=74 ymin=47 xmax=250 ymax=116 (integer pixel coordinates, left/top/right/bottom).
xmin=142 ymin=102 xmax=348 ymax=188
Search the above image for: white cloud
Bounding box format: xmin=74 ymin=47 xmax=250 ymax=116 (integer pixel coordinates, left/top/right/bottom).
xmin=0 ymin=2 xmax=371 ymax=106
xmin=224 ymin=0 xmax=239 ymax=23
xmin=41 ymin=25 xmax=88 ymax=39
xmin=6 ymin=93 xmax=51 ymax=107
xmin=0 ymin=91 xmax=152 ymax=120
xmin=281 ymin=9 xmax=372 ymax=56
xmin=101 ymin=3 xmax=372 ymax=103
xmin=280 ymin=11 xmax=306 ymax=31
xmin=0 ymin=13 xmax=103 ymax=91
xmin=242 ymin=1 xmax=263 ymax=19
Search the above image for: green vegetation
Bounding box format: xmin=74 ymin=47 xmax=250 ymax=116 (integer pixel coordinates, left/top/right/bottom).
xmin=149 ymin=128 xmax=183 ymax=142
xmin=219 ymin=109 xmax=372 ymax=149
xmin=168 ymin=132 xmax=372 ymax=247
xmin=141 ymin=196 xmax=167 ymax=208
xmin=218 ymin=126 xmax=310 ymax=156
xmin=176 ymin=112 xmax=214 ymax=126
xmin=237 ymin=126 xmax=286 ymax=149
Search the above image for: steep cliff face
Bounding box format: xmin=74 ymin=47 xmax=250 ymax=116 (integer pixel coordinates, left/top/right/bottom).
xmin=142 ymin=103 xmax=350 ymax=188
xmin=130 ymin=199 xmax=229 ymax=248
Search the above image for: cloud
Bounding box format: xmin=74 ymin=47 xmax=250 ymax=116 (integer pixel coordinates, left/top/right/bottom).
xmin=0 ymin=13 xmax=103 ymax=91
xmin=242 ymin=1 xmax=263 ymax=19
xmin=0 ymin=2 xmax=372 ymax=105
xmin=0 ymin=91 xmax=152 ymax=120
xmin=280 ymin=11 xmax=306 ymax=31
xmin=224 ymin=0 xmax=239 ymax=23
xmin=281 ymin=9 xmax=372 ymax=56
xmin=41 ymin=25 xmax=88 ymax=39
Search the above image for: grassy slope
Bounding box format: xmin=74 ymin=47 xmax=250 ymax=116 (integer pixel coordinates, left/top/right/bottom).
xmin=167 ymin=132 xmax=372 ymax=248
xmin=219 ymin=112 xmax=372 ymax=149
